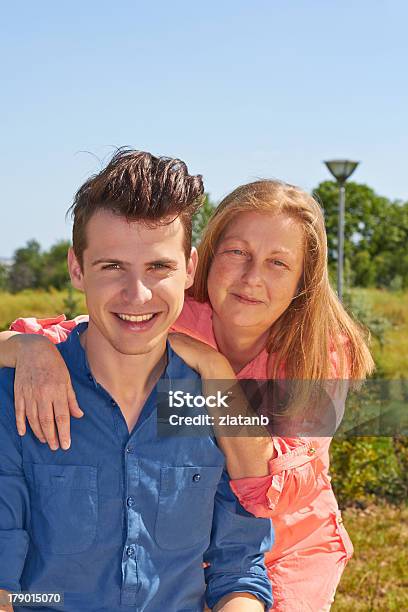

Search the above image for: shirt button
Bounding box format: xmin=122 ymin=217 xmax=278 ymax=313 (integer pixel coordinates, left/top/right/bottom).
xmin=308 ymin=447 xmax=316 ymax=455
xmin=127 ymin=497 xmax=135 ymax=507
xmin=192 ymin=473 xmax=201 ymax=483
xmin=87 ymin=374 xmax=93 ymax=382
xmin=126 ymin=446 xmax=133 ymax=454
xmin=126 ymin=546 xmax=135 ymax=557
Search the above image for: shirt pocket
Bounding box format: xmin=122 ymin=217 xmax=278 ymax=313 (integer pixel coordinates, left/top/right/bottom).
xmin=155 ymin=465 xmax=223 ymax=551
xmin=333 ymin=510 xmax=354 ymax=562
xmin=27 ymin=463 xmax=98 ymax=555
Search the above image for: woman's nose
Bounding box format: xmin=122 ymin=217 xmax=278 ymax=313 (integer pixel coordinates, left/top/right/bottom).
xmin=241 ymin=260 xmax=264 ymax=286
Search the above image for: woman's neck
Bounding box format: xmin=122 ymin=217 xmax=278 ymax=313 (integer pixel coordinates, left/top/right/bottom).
xmin=212 ymin=313 xmax=269 ymax=374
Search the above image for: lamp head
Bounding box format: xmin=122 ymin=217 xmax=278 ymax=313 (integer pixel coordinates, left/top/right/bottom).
xmin=324 ymin=160 xmax=359 ymax=184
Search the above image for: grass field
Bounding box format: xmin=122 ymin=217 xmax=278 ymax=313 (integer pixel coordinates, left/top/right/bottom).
xmin=1 ymin=288 xmax=407 ymax=377
xmin=333 ymin=504 xmax=408 ymax=610
xmin=0 ymin=287 xmax=407 ymax=610
xmin=0 ymin=289 xmax=87 ymax=331
xmin=348 ymin=288 xmax=408 ymax=377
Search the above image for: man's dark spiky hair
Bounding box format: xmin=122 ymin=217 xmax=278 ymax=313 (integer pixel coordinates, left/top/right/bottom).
xmin=69 ymin=148 xmax=204 ymax=267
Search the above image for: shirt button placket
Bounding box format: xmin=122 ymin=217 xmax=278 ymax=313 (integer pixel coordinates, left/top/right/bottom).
xmin=122 ymin=442 xmax=139 ymax=605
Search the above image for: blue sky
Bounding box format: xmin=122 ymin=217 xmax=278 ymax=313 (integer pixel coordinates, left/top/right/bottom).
xmin=1 ymin=0 xmax=407 ymax=257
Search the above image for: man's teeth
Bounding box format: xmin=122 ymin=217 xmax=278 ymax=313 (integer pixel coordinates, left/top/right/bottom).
xmin=117 ymin=313 xmax=155 ymax=322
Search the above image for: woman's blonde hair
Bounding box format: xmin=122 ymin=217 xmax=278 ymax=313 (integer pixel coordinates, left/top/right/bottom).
xmin=192 ymin=180 xmax=375 ymax=381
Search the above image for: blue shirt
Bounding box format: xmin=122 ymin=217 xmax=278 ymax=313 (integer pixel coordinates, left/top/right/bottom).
xmin=0 ymin=323 xmax=273 ymax=611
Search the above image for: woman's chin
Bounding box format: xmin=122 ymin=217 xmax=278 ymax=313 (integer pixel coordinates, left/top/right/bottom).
xmin=225 ymin=313 xmax=266 ymax=329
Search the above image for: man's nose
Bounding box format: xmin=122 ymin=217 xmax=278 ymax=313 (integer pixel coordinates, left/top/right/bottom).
xmin=122 ymin=277 xmax=152 ymax=304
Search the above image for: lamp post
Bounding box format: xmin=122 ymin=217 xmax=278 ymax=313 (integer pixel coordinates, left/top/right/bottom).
xmin=324 ymin=159 xmax=359 ymax=301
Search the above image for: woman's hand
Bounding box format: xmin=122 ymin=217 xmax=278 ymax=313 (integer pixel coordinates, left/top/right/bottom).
xmin=168 ymin=332 xmax=236 ymax=379
xmin=169 ymin=332 xmax=274 ymax=478
xmin=11 ymin=334 xmax=83 ymax=450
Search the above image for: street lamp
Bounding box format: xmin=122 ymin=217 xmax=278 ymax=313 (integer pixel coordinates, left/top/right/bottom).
xmin=324 ymin=159 xmax=359 ymax=301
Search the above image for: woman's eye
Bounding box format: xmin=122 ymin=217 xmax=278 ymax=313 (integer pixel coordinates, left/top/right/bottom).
xmin=271 ymin=260 xmax=286 ymax=268
xmin=226 ymin=249 xmax=246 ymax=256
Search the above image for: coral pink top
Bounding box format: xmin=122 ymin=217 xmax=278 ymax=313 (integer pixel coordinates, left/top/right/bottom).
xmin=11 ymin=297 xmax=354 ymax=610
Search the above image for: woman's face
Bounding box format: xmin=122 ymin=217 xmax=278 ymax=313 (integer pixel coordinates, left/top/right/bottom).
xmin=207 ymin=211 xmax=304 ymax=337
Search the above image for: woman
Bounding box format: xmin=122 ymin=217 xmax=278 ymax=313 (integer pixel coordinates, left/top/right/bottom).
xmin=0 ymin=180 xmax=374 ymax=610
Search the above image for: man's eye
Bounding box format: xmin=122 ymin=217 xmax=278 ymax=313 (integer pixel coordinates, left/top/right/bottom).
xmin=150 ymin=263 xmax=171 ymax=271
xmin=102 ymin=263 xmax=121 ymax=270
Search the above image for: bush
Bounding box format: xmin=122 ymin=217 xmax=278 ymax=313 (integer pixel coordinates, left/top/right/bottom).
xmin=330 ymin=437 xmax=408 ymax=507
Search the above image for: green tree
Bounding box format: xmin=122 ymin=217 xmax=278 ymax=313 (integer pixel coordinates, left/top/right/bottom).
xmin=8 ymin=240 xmax=43 ymax=293
xmin=314 ymin=181 xmax=408 ymax=288
xmin=0 ymin=263 xmax=9 ymax=290
xmin=41 ymin=240 xmax=71 ymax=290
xmin=192 ymin=194 xmax=216 ymax=246
xmin=63 ymin=283 xmax=81 ymax=319
xmin=371 ymin=201 xmax=408 ymax=288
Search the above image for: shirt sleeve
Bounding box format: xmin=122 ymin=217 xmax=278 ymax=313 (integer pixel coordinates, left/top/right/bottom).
xmin=204 ymin=469 xmax=273 ymax=610
xmin=10 ymin=314 xmax=88 ymax=344
xmin=0 ymin=370 xmax=31 ymax=592
xmin=229 ymin=437 xmax=330 ymax=518
xmin=229 ymin=341 xmax=351 ymax=520
xmin=229 ymin=349 xmax=350 ymax=519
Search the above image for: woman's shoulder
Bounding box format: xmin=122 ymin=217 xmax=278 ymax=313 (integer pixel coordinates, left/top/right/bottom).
xmin=182 ymin=295 xmax=213 ymax=319
xmin=173 ymin=297 xmax=214 ymax=336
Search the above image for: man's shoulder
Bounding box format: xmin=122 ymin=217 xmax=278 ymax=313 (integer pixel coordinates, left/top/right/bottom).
xmin=0 ymin=367 xmax=17 ymax=428
xmin=167 ymin=342 xmax=203 ymax=382
xmin=0 ymin=366 xmax=16 ymax=396
xmin=54 ymin=323 xmax=86 ymax=369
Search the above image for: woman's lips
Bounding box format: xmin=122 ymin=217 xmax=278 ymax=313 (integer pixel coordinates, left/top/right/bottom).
xmin=231 ymin=293 xmax=263 ymax=305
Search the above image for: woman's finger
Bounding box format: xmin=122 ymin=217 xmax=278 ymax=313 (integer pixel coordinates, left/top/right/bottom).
xmin=14 ymin=390 xmax=27 ymax=436
xmin=67 ymin=385 xmax=84 ymax=418
xmin=25 ymin=400 xmax=47 ymax=444
xmin=37 ymin=402 xmax=60 ymax=451
xmin=53 ymin=398 xmax=72 ymax=450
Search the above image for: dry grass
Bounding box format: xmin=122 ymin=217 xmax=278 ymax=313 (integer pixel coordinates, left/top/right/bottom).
xmin=0 ymin=288 xmax=407 ymax=608
xmin=353 ymin=288 xmax=408 ymax=377
xmin=333 ymin=504 xmax=408 ymax=611
xmin=0 ymin=289 xmax=86 ymax=330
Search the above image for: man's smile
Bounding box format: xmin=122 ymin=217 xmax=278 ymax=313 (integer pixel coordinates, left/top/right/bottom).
xmin=116 ymin=313 xmax=157 ymax=322
xmin=113 ymin=311 xmax=161 ymax=331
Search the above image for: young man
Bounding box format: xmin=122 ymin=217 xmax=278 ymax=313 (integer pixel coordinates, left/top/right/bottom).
xmin=0 ymin=150 xmax=273 ymax=611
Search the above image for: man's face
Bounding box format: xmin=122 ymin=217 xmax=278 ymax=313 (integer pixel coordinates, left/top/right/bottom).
xmin=68 ymin=210 xmax=197 ymax=356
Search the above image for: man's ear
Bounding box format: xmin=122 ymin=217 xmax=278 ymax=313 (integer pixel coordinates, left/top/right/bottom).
xmin=185 ymin=247 xmax=198 ymax=290
xmin=67 ymin=247 xmax=85 ymax=292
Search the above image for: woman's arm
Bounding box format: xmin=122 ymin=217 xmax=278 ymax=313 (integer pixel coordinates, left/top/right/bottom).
xmin=0 ymin=323 xmax=275 ymax=478
xmin=229 ymin=437 xmax=330 ymax=518
xmin=214 ymin=593 xmax=264 ymax=611
xmin=0 ymin=332 xmax=24 ymax=368
xmin=168 ymin=333 xmax=275 ymax=479
xmin=0 ymin=329 xmax=83 ymax=450
xmin=0 ymin=588 xmax=14 ymax=612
